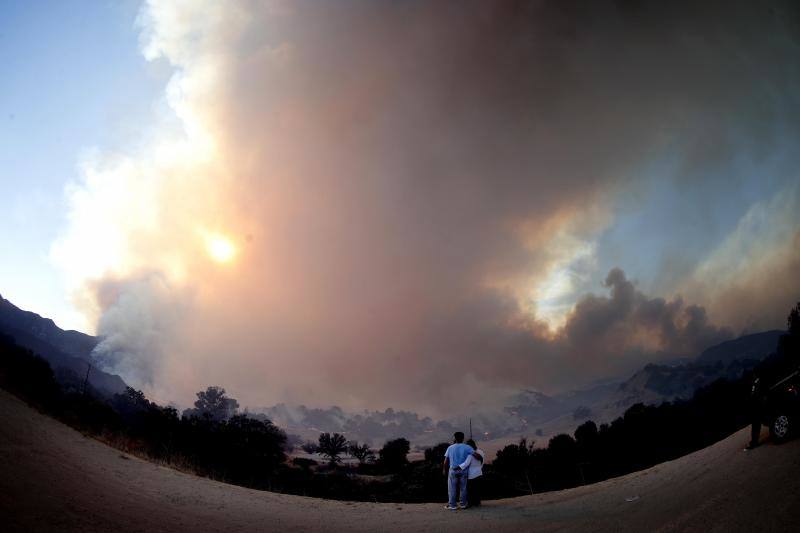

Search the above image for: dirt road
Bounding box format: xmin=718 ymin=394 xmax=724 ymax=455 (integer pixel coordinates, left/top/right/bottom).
xmin=1 ymin=389 xmax=798 ymax=532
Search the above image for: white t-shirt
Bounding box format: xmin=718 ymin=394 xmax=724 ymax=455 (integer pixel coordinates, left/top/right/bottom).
xmin=458 ymin=448 xmax=484 ymax=479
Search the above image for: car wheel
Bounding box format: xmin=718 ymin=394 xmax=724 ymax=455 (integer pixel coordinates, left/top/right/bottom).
xmin=770 ymin=414 xmax=791 ymax=442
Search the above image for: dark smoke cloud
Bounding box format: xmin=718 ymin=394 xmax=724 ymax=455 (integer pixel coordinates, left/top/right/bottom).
xmin=378 ymin=267 xmax=735 ymax=406
xmin=562 ymin=268 xmax=733 ymax=375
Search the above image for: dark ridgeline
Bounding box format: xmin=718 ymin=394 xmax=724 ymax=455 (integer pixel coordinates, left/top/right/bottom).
xmin=0 ymin=302 xmax=797 ymax=503
xmin=0 ymin=294 xmax=126 ymax=396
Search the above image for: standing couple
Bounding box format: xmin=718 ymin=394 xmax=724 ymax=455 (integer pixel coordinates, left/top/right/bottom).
xmin=442 ymin=431 xmax=484 ymax=510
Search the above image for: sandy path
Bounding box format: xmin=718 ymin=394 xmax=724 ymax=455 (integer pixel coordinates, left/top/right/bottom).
xmin=1 ymin=389 xmax=798 ymax=532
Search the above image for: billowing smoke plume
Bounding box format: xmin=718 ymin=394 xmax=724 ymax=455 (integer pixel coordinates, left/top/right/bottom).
xmin=53 ymin=0 xmax=800 ymax=413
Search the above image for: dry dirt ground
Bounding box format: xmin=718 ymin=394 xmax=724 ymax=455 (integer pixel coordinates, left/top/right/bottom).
xmin=1 ymin=389 xmax=799 ymax=532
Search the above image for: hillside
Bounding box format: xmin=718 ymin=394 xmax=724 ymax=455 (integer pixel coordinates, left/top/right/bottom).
xmin=2 ymin=388 xmax=799 ymax=532
xmin=697 ymin=330 xmax=784 ymax=365
xmin=594 ymin=331 xmax=785 ymax=421
xmin=255 ymin=331 xmax=784 ymax=449
xmin=0 ymin=295 xmax=126 ymax=396
xmin=499 ymin=331 xmax=785 ymax=445
xmin=0 ymin=295 xmax=97 ymax=357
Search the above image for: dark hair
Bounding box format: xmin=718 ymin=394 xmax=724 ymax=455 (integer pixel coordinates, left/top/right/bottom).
xmin=466 ymin=439 xmax=476 ymax=449
xmin=454 ymin=432 xmax=465 ymax=442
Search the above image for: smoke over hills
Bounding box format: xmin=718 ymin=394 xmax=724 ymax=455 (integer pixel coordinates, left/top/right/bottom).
xmin=50 ymin=1 xmax=800 ymax=414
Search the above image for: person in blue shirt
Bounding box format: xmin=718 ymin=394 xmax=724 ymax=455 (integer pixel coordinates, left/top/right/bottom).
xmin=442 ymin=431 xmax=473 ymax=509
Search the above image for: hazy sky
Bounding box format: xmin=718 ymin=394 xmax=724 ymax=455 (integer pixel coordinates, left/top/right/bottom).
xmin=1 ymin=0 xmax=166 ymax=330
xmin=2 ymin=1 xmax=799 ymax=414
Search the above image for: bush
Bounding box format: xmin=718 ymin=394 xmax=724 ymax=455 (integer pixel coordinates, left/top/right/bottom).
xmin=378 ymin=438 xmax=410 ymax=473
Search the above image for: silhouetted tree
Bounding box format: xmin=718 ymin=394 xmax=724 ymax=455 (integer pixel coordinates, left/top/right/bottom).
xmin=494 ymin=438 xmax=535 ymax=494
xmin=574 ymin=420 xmax=598 ymax=446
xmin=784 ymin=301 xmax=800 ymax=369
xmin=112 ymin=387 xmax=151 ymax=415
xmin=424 ymin=442 xmax=450 ymax=463
xmin=545 ymin=433 xmax=579 ymax=488
xmin=318 ymin=432 xmax=348 ymax=464
xmin=348 ymin=441 xmax=375 ymax=463
xmin=548 ymin=433 xmax=576 ymax=454
xmin=184 ymin=386 xmax=239 ymax=421
xmin=788 ymin=302 xmax=799 ymax=337
xmin=378 ymin=438 xmax=410 ymax=472
xmin=221 ymin=415 xmax=287 ymax=483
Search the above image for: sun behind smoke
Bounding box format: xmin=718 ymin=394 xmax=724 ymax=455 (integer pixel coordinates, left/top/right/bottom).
xmin=205 ymin=234 xmax=237 ymax=264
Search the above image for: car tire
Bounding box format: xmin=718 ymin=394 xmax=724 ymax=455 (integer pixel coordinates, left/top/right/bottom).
xmin=770 ymin=414 xmax=791 ymax=443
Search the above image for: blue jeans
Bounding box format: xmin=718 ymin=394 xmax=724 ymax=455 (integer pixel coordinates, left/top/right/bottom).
xmin=448 ymin=470 xmax=467 ymax=507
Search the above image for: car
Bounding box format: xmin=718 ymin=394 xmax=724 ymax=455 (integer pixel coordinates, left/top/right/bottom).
xmin=763 ymin=369 xmax=800 ymax=443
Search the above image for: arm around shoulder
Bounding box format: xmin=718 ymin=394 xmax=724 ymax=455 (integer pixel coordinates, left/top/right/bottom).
xmin=458 ymin=454 xmax=473 ymax=470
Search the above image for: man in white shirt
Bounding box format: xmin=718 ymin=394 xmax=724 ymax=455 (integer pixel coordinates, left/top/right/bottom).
xmin=456 ymin=439 xmax=484 ymax=507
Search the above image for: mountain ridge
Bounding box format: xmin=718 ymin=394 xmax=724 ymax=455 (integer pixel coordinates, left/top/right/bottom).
xmin=0 ymin=294 xmax=126 ymax=396
xmin=0 ymin=293 xmax=786 ymax=446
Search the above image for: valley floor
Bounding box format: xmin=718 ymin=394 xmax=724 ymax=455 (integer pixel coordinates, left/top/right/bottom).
xmin=1 ymin=388 xmax=799 ymax=532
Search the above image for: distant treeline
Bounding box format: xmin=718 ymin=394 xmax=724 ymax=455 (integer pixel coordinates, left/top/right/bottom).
xmin=1 ymin=303 xmax=797 ymax=502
